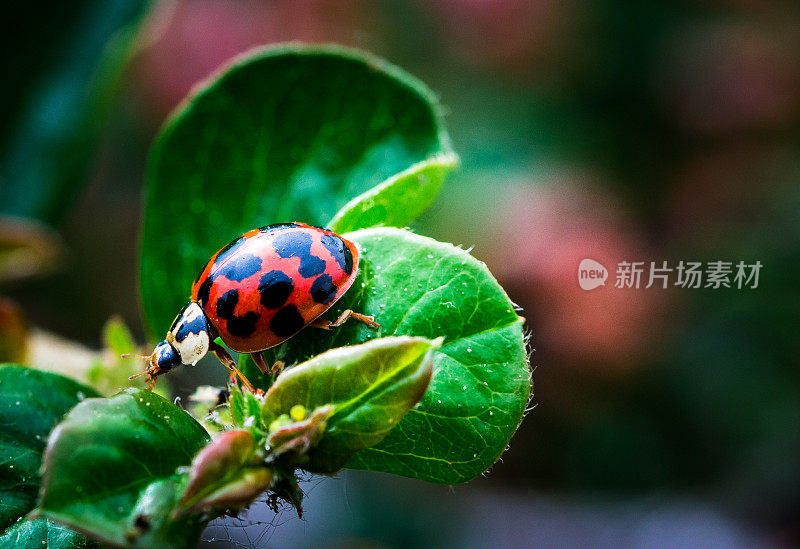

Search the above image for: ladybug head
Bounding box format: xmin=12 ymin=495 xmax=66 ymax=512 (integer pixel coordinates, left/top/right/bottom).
xmin=125 ymin=302 xmax=211 ymax=390
xmin=124 ymin=340 xmax=180 ymax=389
xmin=153 ymin=340 xmax=181 ymax=370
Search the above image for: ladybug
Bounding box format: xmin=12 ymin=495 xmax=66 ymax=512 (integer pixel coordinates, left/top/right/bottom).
xmin=128 ymin=223 xmax=379 ymax=391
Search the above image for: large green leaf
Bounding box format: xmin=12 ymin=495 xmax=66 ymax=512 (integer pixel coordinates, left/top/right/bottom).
xmin=252 ymin=228 xmax=530 ymax=484
xmin=36 ymin=388 xmax=210 ymax=549
xmin=0 ymin=364 xmax=99 ymax=548
xmin=141 ymin=44 xmax=454 ymax=335
xmin=262 ymin=336 xmax=439 ymax=473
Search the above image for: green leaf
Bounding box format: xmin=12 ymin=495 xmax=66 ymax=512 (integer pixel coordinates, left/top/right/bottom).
xmin=0 ymin=364 xmax=99 ymax=548
xmin=329 ymin=152 xmax=459 ymax=234
xmin=229 ymin=387 xmax=246 ymax=427
xmin=141 ymin=44 xmax=454 ymax=335
xmin=36 ymin=388 xmax=211 ymax=549
xmin=262 ymin=336 xmax=439 ymax=473
xmin=255 ymin=228 xmax=530 ymax=484
xmin=0 ymin=517 xmax=95 ymax=549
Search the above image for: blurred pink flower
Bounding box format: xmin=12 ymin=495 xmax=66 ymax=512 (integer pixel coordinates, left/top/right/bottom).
xmin=489 ymin=176 xmax=667 ymax=373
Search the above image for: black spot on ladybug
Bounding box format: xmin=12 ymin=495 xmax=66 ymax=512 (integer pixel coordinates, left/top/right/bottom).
xmin=299 ymin=256 xmax=326 ymax=278
xmin=310 ymin=273 xmax=337 ymax=304
xmin=216 ymin=289 xmax=239 ymax=319
xmin=227 ymin=311 xmax=261 ymax=339
xmin=259 ymin=222 xmax=299 ymax=233
xmin=270 ymin=305 xmax=305 ymax=337
xmin=196 ymin=276 xmax=213 ymax=306
xmin=320 ymin=234 xmax=353 ymax=274
xmin=218 ymin=253 xmax=262 ymax=282
xmin=259 ymin=270 xmax=294 ymax=309
xmin=273 ymin=231 xmax=326 ymax=278
xmin=214 ymin=235 xmax=247 ymax=266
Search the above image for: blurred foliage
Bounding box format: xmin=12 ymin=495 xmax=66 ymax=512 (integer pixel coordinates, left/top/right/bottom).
xmin=86 ymin=316 xmax=170 ymax=398
xmin=0 ymin=216 xmax=63 ymax=284
xmin=0 ymin=0 xmax=148 ymax=225
xmin=0 ymin=299 xmax=28 ymax=363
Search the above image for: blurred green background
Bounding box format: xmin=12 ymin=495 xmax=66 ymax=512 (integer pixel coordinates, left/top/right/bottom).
xmin=1 ymin=1 xmax=798 ymax=547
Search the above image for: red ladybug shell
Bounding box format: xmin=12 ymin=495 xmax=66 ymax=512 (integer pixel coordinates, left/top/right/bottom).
xmin=190 ymin=222 xmax=359 ymax=353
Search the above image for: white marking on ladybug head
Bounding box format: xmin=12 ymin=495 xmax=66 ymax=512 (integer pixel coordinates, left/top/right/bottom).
xmin=167 ymin=302 xmax=210 ymax=365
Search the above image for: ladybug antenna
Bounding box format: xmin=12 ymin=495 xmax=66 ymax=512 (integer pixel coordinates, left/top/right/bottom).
xmin=122 ymin=352 xmax=158 ymax=381
xmin=122 ymin=352 xmax=152 ymax=361
xmin=128 ymin=368 xmax=154 ymax=381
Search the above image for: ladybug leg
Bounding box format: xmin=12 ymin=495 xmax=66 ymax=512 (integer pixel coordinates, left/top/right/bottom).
xmin=347 ymin=311 xmax=381 ymax=329
xmin=250 ymin=351 xmax=285 ymax=377
xmin=250 ymin=351 xmax=269 ymax=375
xmin=269 ymin=360 xmax=285 ymax=376
xmin=310 ymin=310 xmax=380 ymax=330
xmin=209 ymin=341 xmax=257 ymax=393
